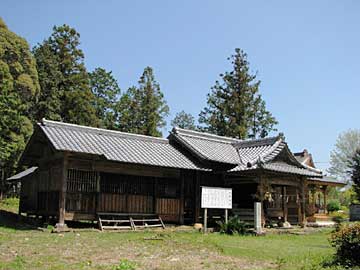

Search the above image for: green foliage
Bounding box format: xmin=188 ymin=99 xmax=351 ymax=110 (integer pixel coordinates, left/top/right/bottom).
xmin=330 ymin=222 xmax=360 ymax=267
xmin=327 ymin=200 xmax=341 ymax=213
xmin=33 ymin=24 xmax=98 ymax=126
xmin=199 ymin=48 xmax=277 ymax=139
xmin=0 ymin=17 xmax=40 ymax=178
xmin=171 ymin=110 xmax=196 ymax=130
xmin=113 ymin=259 xmax=136 ymax=270
xmin=116 ymin=67 xmax=169 ymax=136
xmin=328 ymin=129 xmax=360 ymax=181
xmin=216 ymin=216 xmax=249 ymax=235
xmin=350 ymin=150 xmax=360 ymax=202
xmin=0 ymin=197 xmax=19 ymax=213
xmin=89 ymin=67 xmax=121 ymax=129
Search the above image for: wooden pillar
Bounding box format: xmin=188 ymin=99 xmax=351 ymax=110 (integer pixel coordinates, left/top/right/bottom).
xmin=323 ymin=186 xmax=328 ymax=214
xmin=179 ymin=173 xmax=185 ymax=225
xmin=312 ymin=188 xmax=316 ymax=211
xmin=95 ymin=171 xmax=100 ymax=213
xmin=299 ymin=177 xmax=306 ymax=227
xmin=282 ymin=186 xmax=288 ymax=222
xmin=56 ymin=152 xmax=68 ymax=229
xmin=258 ymin=173 xmax=265 ymax=227
xmin=194 ymin=171 xmax=201 ymax=223
xmin=153 ymin=178 xmax=158 ymax=214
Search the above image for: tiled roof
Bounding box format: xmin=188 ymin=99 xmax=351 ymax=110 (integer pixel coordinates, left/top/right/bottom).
xmin=39 ymin=120 xmax=206 ymax=170
xmin=308 ymin=175 xmax=347 ymax=186
xmin=170 ymin=128 xmax=322 ymax=177
xmin=170 ymin=128 xmax=241 ymax=165
xmin=234 ymin=136 xmax=286 ymax=166
xmin=37 ymin=120 xmax=323 ymax=177
xmin=262 ymin=162 xmax=323 ymax=177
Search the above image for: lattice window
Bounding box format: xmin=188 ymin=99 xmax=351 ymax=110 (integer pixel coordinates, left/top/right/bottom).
xmin=100 ymin=173 xmax=154 ymax=195
xmin=157 ymin=178 xmax=180 ymax=198
xmin=67 ymin=169 xmax=98 ymax=193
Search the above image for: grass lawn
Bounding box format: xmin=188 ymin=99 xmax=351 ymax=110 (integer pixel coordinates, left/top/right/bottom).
xmin=0 ymin=198 xmax=339 ymax=270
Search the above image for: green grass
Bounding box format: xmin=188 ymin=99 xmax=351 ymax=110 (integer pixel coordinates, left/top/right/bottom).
xmin=0 ymin=199 xmax=345 ymax=270
xmin=0 ymin=197 xmax=19 ymax=213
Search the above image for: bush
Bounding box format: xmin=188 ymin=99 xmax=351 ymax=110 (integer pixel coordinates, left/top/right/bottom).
xmin=330 ymin=211 xmax=348 ymax=224
xmin=217 ymin=215 xmax=248 ymax=235
xmin=327 ymin=200 xmax=341 ymax=213
xmin=330 ymin=222 xmax=360 ymax=267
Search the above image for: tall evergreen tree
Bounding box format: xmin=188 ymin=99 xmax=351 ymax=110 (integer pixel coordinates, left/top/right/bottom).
xmin=171 ymin=111 xmax=196 ymax=130
xmin=199 ymin=48 xmax=277 ymax=139
xmin=350 ymin=150 xmax=360 ymax=202
xmin=137 ymin=67 xmax=169 ymax=136
xmin=0 ymin=17 xmax=40 ymax=181
xmin=115 ymin=86 xmax=142 ymax=133
xmin=33 ymin=24 xmax=98 ymax=126
xmin=89 ymin=67 xmax=121 ymax=129
xmin=116 ymin=67 xmax=169 ymax=136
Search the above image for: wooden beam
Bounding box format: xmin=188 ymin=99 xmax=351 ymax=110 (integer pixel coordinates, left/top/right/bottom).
xmin=153 ymin=178 xmax=158 ymax=214
xmin=56 ymin=152 xmax=68 ymax=230
xmin=179 ymin=172 xmax=185 ymax=225
xmin=299 ymin=177 xmax=306 ymax=226
xmin=194 ymin=171 xmax=201 ymax=223
xmin=282 ymin=186 xmax=288 ymax=222
xmin=323 ymin=186 xmax=328 ymax=214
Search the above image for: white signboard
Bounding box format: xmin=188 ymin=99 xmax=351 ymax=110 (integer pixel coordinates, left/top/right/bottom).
xmin=201 ymin=186 xmax=232 ymax=209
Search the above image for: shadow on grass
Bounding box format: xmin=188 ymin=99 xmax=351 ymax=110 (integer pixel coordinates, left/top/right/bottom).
xmin=0 ymin=209 xmax=100 ymax=231
xmin=0 ymin=210 xmax=41 ymax=230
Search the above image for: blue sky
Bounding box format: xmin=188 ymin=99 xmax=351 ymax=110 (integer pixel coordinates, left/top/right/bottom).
xmin=2 ymin=1 xmax=359 ymax=170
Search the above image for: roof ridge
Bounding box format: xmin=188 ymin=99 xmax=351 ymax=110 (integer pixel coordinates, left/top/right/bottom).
xmin=40 ymin=119 xmax=169 ymax=144
xmin=233 ymin=134 xmax=283 ymax=148
xmin=172 ymin=127 xmax=242 ymax=144
xmin=243 ymin=138 xmax=284 ymax=167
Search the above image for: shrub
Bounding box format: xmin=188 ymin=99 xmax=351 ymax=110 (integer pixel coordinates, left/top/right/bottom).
xmin=217 ymin=215 xmax=248 ymax=235
xmin=330 ymin=222 xmax=360 ymax=267
xmin=330 ymin=211 xmax=348 ymax=224
xmin=327 ymin=200 xmax=341 ymax=213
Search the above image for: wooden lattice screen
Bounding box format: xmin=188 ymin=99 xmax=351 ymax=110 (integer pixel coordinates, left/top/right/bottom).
xmin=67 ymin=169 xmax=98 ymax=193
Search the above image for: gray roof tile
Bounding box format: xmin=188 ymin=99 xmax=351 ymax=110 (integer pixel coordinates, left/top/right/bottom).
xmin=171 ymin=128 xmax=241 ymax=164
xmin=171 ymin=128 xmax=322 ymax=177
xmin=40 ymin=120 xmax=206 ymax=170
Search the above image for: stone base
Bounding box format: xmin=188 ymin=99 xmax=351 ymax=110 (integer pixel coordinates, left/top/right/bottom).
xmin=52 ymin=223 xmax=70 ymax=233
xmin=278 ymin=221 xmax=291 ymax=228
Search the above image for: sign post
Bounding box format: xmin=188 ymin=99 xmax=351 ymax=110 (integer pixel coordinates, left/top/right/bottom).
xmin=201 ymin=186 xmax=232 ymax=233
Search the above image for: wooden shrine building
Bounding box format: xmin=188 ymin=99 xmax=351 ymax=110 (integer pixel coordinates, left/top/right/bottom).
xmin=15 ymin=119 xmax=345 ymax=229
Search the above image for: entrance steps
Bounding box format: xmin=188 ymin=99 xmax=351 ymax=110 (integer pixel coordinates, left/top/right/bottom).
xmin=97 ymin=213 xmax=165 ymax=231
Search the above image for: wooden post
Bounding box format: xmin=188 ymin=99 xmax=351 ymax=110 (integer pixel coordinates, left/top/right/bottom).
xmin=258 ymin=174 xmax=265 ymax=227
xmin=95 ymin=171 xmax=100 ymax=213
xmin=56 ymin=152 xmax=68 ymax=231
xmin=153 ymin=178 xmax=158 ymax=214
xmin=225 ymin=209 xmax=228 ymax=223
xmin=282 ymin=186 xmax=288 ymax=222
xmin=300 ymin=178 xmax=306 ymax=227
xmin=203 ymin=208 xmax=208 ymax=233
xmin=179 ymin=173 xmax=185 ymax=225
xmin=194 ymin=171 xmax=201 ymax=223
xmin=323 ymin=186 xmax=328 ymax=214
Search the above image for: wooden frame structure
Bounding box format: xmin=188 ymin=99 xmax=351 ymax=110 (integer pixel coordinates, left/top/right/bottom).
xmin=14 ymin=120 xmax=344 ymax=229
